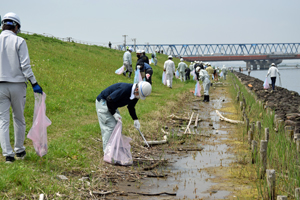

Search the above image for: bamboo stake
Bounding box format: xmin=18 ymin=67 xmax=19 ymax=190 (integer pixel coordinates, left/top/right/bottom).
xmin=184 ymin=112 xmax=194 ymax=134
xmin=194 ymin=114 xmax=199 ymax=127
xmin=265 ymin=128 xmax=269 ymax=141
xmin=248 ymin=130 xmax=253 ymax=148
xmin=257 ymin=121 xmax=261 ymax=136
xmin=252 ymin=140 xmax=257 ymax=164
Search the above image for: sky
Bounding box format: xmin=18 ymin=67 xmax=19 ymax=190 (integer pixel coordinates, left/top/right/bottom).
xmin=1 ymin=0 xmax=300 ymax=65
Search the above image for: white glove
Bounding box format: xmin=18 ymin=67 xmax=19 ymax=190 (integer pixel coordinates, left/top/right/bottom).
xmin=113 ymin=113 xmax=122 ymax=121
xmin=137 ymin=65 xmax=141 ymax=69
xmin=134 ymin=120 xmax=140 ymax=129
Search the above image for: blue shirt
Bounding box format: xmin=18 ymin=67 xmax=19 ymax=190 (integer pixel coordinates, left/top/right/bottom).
xmin=144 ymin=63 xmax=152 ymax=71
xmin=97 ymin=83 xmax=138 ymax=120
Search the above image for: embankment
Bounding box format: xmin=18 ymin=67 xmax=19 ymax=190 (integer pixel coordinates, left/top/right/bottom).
xmin=234 ymin=72 xmax=300 ymax=132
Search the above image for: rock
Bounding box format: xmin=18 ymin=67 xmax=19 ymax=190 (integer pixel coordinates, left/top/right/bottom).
xmin=57 ymin=175 xmax=68 ymax=180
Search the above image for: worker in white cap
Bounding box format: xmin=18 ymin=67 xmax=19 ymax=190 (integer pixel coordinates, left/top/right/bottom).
xmin=221 ymin=65 xmax=227 ymax=80
xmin=196 ymin=65 xmax=211 ymax=102
xmin=177 ymin=58 xmax=188 ymax=82
xmin=123 ymin=47 xmax=133 ymax=78
xmin=266 ymin=63 xmax=280 ymax=91
xmin=163 ymin=55 xmax=175 ymax=88
xmin=96 ymin=81 xmax=152 ymax=152
xmin=136 ymin=50 xmax=146 ymax=79
xmin=0 ymin=12 xmax=43 ymax=163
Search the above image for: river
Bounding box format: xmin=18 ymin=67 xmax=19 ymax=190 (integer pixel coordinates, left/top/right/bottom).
xmin=240 ymin=67 xmax=300 ymax=95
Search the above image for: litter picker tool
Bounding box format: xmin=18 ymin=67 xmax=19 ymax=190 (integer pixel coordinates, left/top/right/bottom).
xmin=137 ymin=128 xmax=150 ymax=148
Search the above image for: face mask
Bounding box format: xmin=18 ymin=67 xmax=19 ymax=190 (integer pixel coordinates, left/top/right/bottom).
xmin=137 ymin=55 xmax=141 ymax=58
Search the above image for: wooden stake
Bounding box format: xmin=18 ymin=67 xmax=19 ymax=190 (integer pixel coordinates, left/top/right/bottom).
xmin=257 ymin=121 xmax=261 ymax=136
xmin=194 ymin=114 xmax=199 ymax=127
xmin=266 ymin=169 xmax=276 ymax=200
xmin=184 ymin=112 xmax=194 ymax=134
xmin=248 ymin=130 xmax=253 ymax=147
xmin=252 ymin=140 xmax=257 ymax=164
xmin=251 ymin=122 xmax=255 ymax=135
xmin=246 ymin=118 xmax=249 ymax=133
xmin=265 ymin=128 xmax=269 ymax=141
xmin=260 ymin=140 xmax=268 ymax=179
xmin=295 ymin=188 xmax=300 ymax=200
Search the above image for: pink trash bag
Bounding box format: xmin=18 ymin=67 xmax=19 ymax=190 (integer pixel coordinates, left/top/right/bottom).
xmin=194 ymin=81 xmax=201 ymax=97
xmin=263 ymin=78 xmax=270 ymax=89
xmin=115 ymin=66 xmax=125 ymax=75
xmin=104 ymin=120 xmax=133 ymax=166
xmin=27 ymin=93 xmax=52 ymax=157
xmin=162 ymin=71 xmax=167 ymax=85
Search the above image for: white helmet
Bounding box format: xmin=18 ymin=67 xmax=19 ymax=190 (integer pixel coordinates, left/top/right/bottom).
xmin=136 ymin=50 xmax=142 ymax=54
xmin=128 ymin=47 xmax=133 ymax=52
xmin=271 ymin=63 xmax=275 ymax=66
xmin=180 ymin=58 xmax=183 ymax=62
xmin=196 ymin=67 xmax=200 ymax=72
xmin=141 ymin=50 xmax=145 ymax=53
xmin=168 ymin=55 xmax=172 ymax=59
xmin=138 ymin=81 xmax=152 ymax=100
xmin=1 ymin=12 xmax=21 ymax=28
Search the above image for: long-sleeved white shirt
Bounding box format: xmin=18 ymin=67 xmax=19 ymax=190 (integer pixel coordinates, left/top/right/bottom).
xmin=266 ymin=66 xmax=280 ymax=77
xmin=123 ymin=51 xmax=132 ymax=65
xmin=164 ymin=59 xmax=175 ymax=74
xmin=177 ymin=62 xmax=187 ymax=72
xmin=0 ymin=30 xmax=37 ymax=84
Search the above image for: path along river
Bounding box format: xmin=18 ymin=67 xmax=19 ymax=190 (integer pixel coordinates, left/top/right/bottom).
xmin=241 ymin=67 xmax=300 ymax=95
xmin=116 ymin=79 xmax=249 ymax=199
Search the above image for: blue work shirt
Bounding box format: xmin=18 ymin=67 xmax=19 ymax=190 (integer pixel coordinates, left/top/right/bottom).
xmin=97 ymin=83 xmax=139 ymax=120
xmin=144 ymin=63 xmax=152 ymax=71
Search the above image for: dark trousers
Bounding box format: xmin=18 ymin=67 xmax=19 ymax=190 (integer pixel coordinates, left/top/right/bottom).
xmin=271 ymin=77 xmax=276 ymax=90
xmin=145 ymin=69 xmax=153 ymax=85
xmin=185 ymin=69 xmax=190 ymax=80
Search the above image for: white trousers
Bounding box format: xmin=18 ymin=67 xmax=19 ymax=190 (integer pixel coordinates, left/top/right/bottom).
xmin=179 ymin=72 xmax=185 ymax=82
xmin=96 ymin=99 xmax=120 ymax=152
xmin=166 ymin=73 xmax=173 ymax=88
xmin=0 ymin=82 xmax=27 ymax=157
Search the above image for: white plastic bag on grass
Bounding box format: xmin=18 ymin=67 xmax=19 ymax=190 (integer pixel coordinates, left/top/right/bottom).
xmin=115 ymin=66 xmax=125 ymax=75
xmin=263 ymin=78 xmax=270 ymax=90
xmin=104 ymin=120 xmax=133 ymax=166
xmin=27 ymin=93 xmax=52 ymax=157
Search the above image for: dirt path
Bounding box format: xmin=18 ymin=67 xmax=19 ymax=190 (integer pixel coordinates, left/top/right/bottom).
xmin=98 ymin=81 xmax=253 ymax=200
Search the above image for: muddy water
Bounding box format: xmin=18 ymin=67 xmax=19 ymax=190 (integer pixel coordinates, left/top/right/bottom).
xmin=117 ymin=86 xmax=239 ymax=199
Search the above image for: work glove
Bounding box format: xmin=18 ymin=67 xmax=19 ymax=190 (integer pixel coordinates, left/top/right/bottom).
xmin=113 ymin=113 xmax=122 ymax=121
xmin=134 ymin=120 xmax=140 ymax=130
xmin=146 ymin=74 xmax=150 ymax=79
xmin=137 ymin=65 xmax=141 ymax=69
xmin=32 ymin=83 xmax=43 ymax=94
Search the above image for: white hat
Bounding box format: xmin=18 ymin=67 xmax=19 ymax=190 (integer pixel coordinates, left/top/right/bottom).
xmin=136 ymin=50 xmax=142 ymax=54
xmin=141 ymin=50 xmax=145 ymax=53
xmin=168 ymin=55 xmax=173 ymax=59
xmin=271 ymin=63 xmax=275 ymax=66
xmin=128 ymin=47 xmax=133 ymax=51
xmin=180 ymin=58 xmax=183 ymax=62
xmin=2 ymin=12 xmax=21 ymax=27
xmin=196 ymin=67 xmax=200 ymax=72
xmin=138 ymin=81 xmax=152 ymax=100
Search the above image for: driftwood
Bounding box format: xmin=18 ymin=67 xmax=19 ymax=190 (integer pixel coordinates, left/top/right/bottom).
xmin=216 ymin=110 xmax=244 ymax=124
xmin=195 ymin=114 xmax=199 ymax=127
xmin=184 ymin=112 xmax=194 ymax=134
xmin=168 ymin=114 xmax=201 ymax=122
xmin=143 ymin=160 xmax=164 ymax=171
xmin=144 ymin=140 xmax=167 ymax=146
xmin=161 ymin=128 xmax=169 ymax=135
xmin=178 ymin=147 xmax=204 ymax=151
xmin=127 ymin=191 xmax=176 ymax=196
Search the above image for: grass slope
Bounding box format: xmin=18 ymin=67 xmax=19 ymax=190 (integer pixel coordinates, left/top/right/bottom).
xmin=0 ymin=33 xmax=195 ymax=198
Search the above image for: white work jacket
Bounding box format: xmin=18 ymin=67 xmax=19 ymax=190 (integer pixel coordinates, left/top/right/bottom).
xmin=164 ymin=59 xmax=175 ymax=75
xmin=266 ymin=66 xmax=280 ymax=77
xmin=177 ymin=62 xmax=187 ymax=73
xmin=123 ymin=51 xmax=132 ymax=65
xmin=0 ymin=30 xmax=37 ymax=84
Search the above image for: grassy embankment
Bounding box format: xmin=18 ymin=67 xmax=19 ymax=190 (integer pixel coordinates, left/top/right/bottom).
xmin=0 ymin=33 xmax=196 ymax=198
xmin=228 ymin=73 xmax=300 ymax=199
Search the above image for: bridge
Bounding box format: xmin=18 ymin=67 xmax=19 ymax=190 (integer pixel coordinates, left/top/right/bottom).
xmin=123 ymin=43 xmax=300 ymax=70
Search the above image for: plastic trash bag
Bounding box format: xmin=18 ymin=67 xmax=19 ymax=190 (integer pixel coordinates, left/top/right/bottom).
xmin=27 ymin=93 xmax=51 ymax=157
xmin=175 ymin=70 xmax=179 ymax=78
xmin=115 ymin=66 xmax=125 ymax=75
xmin=279 ymin=76 xmax=282 ymax=87
xmin=162 ymin=72 xmax=167 ymax=85
xmin=220 ymin=71 xmax=223 ymax=77
xmin=134 ymin=69 xmax=142 ymax=84
xmin=103 ymin=120 xmax=133 ymax=166
xmin=263 ymin=78 xmax=270 ymax=89
xmin=194 ymin=81 xmax=201 ymax=97
xmin=150 ymin=58 xmax=154 ymax=64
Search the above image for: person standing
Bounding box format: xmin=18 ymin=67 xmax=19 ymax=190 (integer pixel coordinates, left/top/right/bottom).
xmin=221 ymin=65 xmax=227 ymax=80
xmin=177 ymin=58 xmax=188 ymax=82
xmin=266 ymin=63 xmax=280 ymax=91
xmin=153 ymin=50 xmax=158 ymax=66
xmin=248 ymin=68 xmax=251 ymax=76
xmin=108 ymin=41 xmax=112 ymax=49
xmin=196 ymin=65 xmax=211 ymax=102
xmin=96 ymin=81 xmax=152 ymax=152
xmin=123 ymin=47 xmax=133 ymax=78
xmin=205 ymin=64 xmax=214 ymax=81
xmin=163 ymin=55 xmax=175 ymax=88
xmin=0 ymin=12 xmax=43 ymax=163
xmin=144 ymin=63 xmax=153 ymax=85
xmin=136 ymin=50 xmax=146 ymax=79
xmin=141 ymin=50 xmax=149 ymax=64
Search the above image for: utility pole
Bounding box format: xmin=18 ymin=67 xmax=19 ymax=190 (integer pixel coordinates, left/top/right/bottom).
xmin=132 ymin=38 xmax=136 ymax=52
xmin=122 ymin=35 xmax=128 ymax=51
xmin=146 ymin=42 xmax=149 ymax=53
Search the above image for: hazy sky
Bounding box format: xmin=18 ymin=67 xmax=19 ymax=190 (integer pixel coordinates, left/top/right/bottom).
xmin=1 ymin=0 xmax=300 ymax=48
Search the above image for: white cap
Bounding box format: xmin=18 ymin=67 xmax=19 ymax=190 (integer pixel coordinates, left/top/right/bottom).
xmin=141 ymin=50 xmax=145 ymax=53
xmin=180 ymin=58 xmax=183 ymax=62
xmin=196 ymin=67 xmax=200 ymax=72
xmin=136 ymin=50 xmax=142 ymax=54
xmin=271 ymin=63 xmax=275 ymax=66
xmin=2 ymin=12 xmax=21 ymax=27
xmin=128 ymin=47 xmax=133 ymax=51
xmin=138 ymin=81 xmax=152 ymax=100
xmin=168 ymin=55 xmax=172 ymax=59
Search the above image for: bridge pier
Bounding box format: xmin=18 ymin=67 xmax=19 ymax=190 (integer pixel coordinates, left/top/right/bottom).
xmin=244 ymin=59 xmax=282 ymax=70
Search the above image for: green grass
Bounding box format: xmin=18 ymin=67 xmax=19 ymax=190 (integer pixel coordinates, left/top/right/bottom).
xmin=229 ymin=73 xmax=300 ymax=198
xmin=0 ymin=32 xmax=196 ymax=198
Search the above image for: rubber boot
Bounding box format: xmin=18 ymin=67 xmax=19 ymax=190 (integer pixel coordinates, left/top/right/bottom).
xmin=207 ymin=95 xmax=210 ymax=102
xmin=128 ymin=72 xmax=132 ymax=78
xmin=203 ymin=95 xmax=207 ymax=102
xmin=123 ymin=70 xmax=127 ymax=76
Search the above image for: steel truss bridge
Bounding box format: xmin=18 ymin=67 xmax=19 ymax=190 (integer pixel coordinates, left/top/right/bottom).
xmin=123 ymin=43 xmax=300 ymax=69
